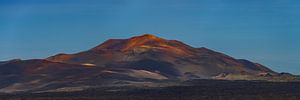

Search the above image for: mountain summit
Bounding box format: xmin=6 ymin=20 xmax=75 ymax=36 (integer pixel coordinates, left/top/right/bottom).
xmin=91 ymin=34 xmax=166 ymax=51
xmin=0 ymin=34 xmax=280 ymax=93
xmin=90 ymin=34 xmax=194 ymax=56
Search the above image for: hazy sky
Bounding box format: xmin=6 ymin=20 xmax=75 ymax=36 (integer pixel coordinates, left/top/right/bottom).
xmin=0 ymin=0 xmax=299 ymax=74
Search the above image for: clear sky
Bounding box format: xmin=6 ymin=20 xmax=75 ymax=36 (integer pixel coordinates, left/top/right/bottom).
xmin=0 ymin=0 xmax=299 ymax=74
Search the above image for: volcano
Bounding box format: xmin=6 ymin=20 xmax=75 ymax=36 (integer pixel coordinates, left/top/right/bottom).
xmin=47 ymin=34 xmax=275 ymax=78
xmin=0 ymin=34 xmax=284 ymax=93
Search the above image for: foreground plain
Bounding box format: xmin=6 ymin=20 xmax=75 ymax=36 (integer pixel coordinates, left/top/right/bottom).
xmin=1 ymin=80 xmax=300 ymax=100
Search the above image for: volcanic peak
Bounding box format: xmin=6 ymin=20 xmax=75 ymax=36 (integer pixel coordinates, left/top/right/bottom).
xmin=91 ymin=34 xmax=186 ymax=52
xmin=130 ymin=34 xmax=163 ymax=40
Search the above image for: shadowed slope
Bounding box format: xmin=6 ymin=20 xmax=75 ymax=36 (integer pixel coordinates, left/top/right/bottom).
xmin=0 ymin=59 xmax=168 ymax=93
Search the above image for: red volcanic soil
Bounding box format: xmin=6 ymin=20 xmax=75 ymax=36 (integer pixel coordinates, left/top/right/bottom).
xmin=91 ymin=34 xmax=196 ymax=55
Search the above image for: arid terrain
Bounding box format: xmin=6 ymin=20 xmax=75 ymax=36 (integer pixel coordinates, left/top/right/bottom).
xmin=1 ymin=80 xmax=299 ymax=100
xmin=0 ymin=34 xmax=299 ymax=100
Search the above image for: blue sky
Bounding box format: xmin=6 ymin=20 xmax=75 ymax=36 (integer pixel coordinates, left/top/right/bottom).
xmin=0 ymin=0 xmax=299 ymax=74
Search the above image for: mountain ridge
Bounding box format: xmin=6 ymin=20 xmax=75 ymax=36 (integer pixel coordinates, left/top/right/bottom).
xmin=46 ymin=34 xmax=276 ymax=77
xmin=0 ymin=34 xmax=294 ymax=93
